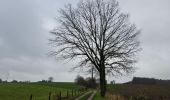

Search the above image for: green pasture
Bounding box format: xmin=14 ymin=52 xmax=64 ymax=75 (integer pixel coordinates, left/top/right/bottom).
xmin=0 ymin=82 xmax=81 ymax=100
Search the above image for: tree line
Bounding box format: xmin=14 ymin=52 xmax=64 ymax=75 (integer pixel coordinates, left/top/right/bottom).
xmin=131 ymin=77 xmax=170 ymax=84
xmin=0 ymin=76 xmax=54 ymax=83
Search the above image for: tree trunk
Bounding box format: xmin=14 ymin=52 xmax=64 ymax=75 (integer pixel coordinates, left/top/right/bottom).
xmin=100 ymin=69 xmax=106 ymax=97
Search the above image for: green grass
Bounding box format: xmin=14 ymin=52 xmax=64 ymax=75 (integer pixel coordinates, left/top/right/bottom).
xmin=3 ymin=83 xmax=168 ymax=100
xmin=92 ymin=84 xmax=120 ymax=100
xmin=0 ymin=82 xmax=81 ymax=100
xmin=93 ymin=91 xmax=107 ymax=100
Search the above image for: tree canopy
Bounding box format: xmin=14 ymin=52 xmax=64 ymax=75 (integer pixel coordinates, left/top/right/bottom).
xmin=50 ymin=0 xmax=140 ymax=97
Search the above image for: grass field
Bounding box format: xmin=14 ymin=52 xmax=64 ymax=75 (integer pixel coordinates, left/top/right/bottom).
xmin=1 ymin=83 xmax=170 ymax=100
xmin=93 ymin=84 xmax=170 ymax=100
xmin=93 ymin=91 xmax=106 ymax=100
xmin=0 ymin=82 xmax=81 ymax=100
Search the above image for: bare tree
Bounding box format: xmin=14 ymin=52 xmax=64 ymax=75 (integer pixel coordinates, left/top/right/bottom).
xmin=48 ymin=77 xmax=54 ymax=82
xmin=75 ymin=75 xmax=86 ymax=86
xmin=0 ymin=78 xmax=2 ymax=83
xmin=50 ymin=0 xmax=140 ymax=97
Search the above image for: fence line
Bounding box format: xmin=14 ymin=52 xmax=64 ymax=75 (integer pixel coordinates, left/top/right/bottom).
xmin=159 ymin=96 xmax=170 ymax=100
xmin=29 ymin=88 xmax=86 ymax=100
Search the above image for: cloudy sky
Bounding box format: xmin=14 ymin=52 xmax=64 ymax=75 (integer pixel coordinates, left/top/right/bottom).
xmin=0 ymin=0 xmax=170 ymax=83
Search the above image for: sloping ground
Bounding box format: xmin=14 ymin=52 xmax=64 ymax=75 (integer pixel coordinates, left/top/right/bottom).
xmin=107 ymin=84 xmax=170 ymax=100
xmin=0 ymin=82 xmax=81 ymax=100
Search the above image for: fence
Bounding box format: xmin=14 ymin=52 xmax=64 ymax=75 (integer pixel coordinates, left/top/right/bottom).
xmin=29 ymin=88 xmax=86 ymax=100
xmin=159 ymin=96 xmax=170 ymax=100
xmin=106 ymin=94 xmax=170 ymax=100
xmin=129 ymin=96 xmax=170 ymax=100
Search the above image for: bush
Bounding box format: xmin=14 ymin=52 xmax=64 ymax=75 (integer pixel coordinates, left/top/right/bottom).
xmin=130 ymin=95 xmax=148 ymax=100
xmin=75 ymin=76 xmax=97 ymax=89
xmin=75 ymin=75 xmax=86 ymax=86
xmin=85 ymin=77 xmax=97 ymax=89
xmin=11 ymin=80 xmax=18 ymax=83
xmin=48 ymin=77 xmax=53 ymax=82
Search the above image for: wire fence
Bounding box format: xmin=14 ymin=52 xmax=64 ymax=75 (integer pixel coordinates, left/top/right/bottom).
xmin=29 ymin=88 xmax=86 ymax=100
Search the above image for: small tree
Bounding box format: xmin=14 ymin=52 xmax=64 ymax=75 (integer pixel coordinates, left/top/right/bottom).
xmin=110 ymin=80 xmax=115 ymax=84
xmin=75 ymin=75 xmax=86 ymax=86
xmin=75 ymin=76 xmax=97 ymax=89
xmin=0 ymin=78 xmax=2 ymax=83
xmin=41 ymin=80 xmax=48 ymax=83
xmin=48 ymin=77 xmax=54 ymax=82
xmin=11 ymin=80 xmax=18 ymax=83
xmin=85 ymin=77 xmax=97 ymax=89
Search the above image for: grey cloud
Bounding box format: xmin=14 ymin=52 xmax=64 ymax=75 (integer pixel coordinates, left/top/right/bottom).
xmin=112 ymin=0 xmax=170 ymax=83
xmin=0 ymin=0 xmax=79 ymax=81
xmin=0 ymin=56 xmax=76 ymax=81
xmin=0 ymin=0 xmax=46 ymax=58
xmin=0 ymin=0 xmax=170 ymax=83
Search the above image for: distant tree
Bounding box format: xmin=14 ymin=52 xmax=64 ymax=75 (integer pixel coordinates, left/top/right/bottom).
xmin=85 ymin=77 xmax=97 ymax=89
xmin=50 ymin=0 xmax=140 ymax=97
xmin=75 ymin=76 xmax=97 ymax=89
xmin=132 ymin=77 xmax=156 ymax=84
xmin=11 ymin=80 xmax=18 ymax=83
xmin=3 ymin=80 xmax=7 ymax=83
xmin=0 ymin=78 xmax=2 ymax=83
xmin=110 ymin=80 xmax=115 ymax=84
xmin=23 ymin=80 xmax=30 ymax=83
xmin=75 ymin=75 xmax=86 ymax=86
xmin=41 ymin=80 xmax=48 ymax=83
xmin=48 ymin=77 xmax=54 ymax=82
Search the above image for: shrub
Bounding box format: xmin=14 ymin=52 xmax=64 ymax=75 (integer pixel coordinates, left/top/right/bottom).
xmin=48 ymin=77 xmax=54 ymax=82
xmin=11 ymin=80 xmax=18 ymax=83
xmin=75 ymin=75 xmax=86 ymax=86
xmin=75 ymin=76 xmax=97 ymax=89
xmin=130 ymin=95 xmax=148 ymax=100
xmin=85 ymin=77 xmax=97 ymax=89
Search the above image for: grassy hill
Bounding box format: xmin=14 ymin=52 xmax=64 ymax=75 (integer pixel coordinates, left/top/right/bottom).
xmin=0 ymin=82 xmax=81 ymax=100
xmin=106 ymin=84 xmax=170 ymax=100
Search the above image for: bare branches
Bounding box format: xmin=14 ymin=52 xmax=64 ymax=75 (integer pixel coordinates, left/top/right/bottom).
xmin=50 ymin=0 xmax=140 ymax=76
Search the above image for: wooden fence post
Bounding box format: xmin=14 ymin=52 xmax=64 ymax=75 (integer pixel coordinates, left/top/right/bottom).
xmin=49 ymin=92 xmax=51 ymax=100
xmin=67 ymin=90 xmax=69 ymax=98
xmin=116 ymin=95 xmax=118 ymax=100
xmin=72 ymin=89 xmax=73 ymax=97
xmin=78 ymin=90 xmax=79 ymax=95
xmin=59 ymin=91 xmax=61 ymax=100
xmin=29 ymin=94 xmax=33 ymax=100
xmin=75 ymin=89 xmax=76 ymax=96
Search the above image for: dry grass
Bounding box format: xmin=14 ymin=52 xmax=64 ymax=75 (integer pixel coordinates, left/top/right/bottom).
xmin=106 ymin=92 xmax=126 ymax=100
xmin=107 ymin=84 xmax=170 ymax=100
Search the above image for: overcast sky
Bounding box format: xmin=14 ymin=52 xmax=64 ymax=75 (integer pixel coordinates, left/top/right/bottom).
xmin=0 ymin=0 xmax=170 ymax=83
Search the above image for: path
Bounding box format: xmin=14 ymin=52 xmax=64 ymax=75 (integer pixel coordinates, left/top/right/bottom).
xmin=87 ymin=90 xmax=96 ymax=100
xmin=75 ymin=91 xmax=92 ymax=100
xmin=75 ymin=90 xmax=96 ymax=100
